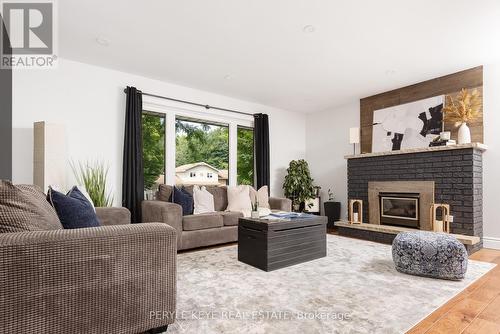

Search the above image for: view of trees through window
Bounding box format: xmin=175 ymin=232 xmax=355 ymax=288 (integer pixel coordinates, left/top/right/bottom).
xmin=176 ymin=118 xmax=229 ymax=186
xmin=237 ymin=127 xmax=254 ymax=185
xmin=142 ymin=112 xmax=254 ymax=191
xmin=142 ymin=112 xmax=165 ymax=191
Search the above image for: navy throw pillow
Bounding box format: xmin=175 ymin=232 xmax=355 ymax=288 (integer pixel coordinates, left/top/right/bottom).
xmin=47 ymin=186 xmax=101 ymax=229
xmin=173 ymin=186 xmax=193 ymax=216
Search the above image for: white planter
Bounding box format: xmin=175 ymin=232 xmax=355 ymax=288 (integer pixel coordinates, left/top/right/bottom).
xmin=251 ymin=211 xmax=260 ymax=219
xmin=458 ymin=122 xmax=471 ymax=144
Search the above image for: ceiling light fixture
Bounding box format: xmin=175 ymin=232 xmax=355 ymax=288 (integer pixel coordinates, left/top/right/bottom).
xmin=303 ymin=25 xmax=316 ymax=33
xmin=96 ymin=37 xmax=110 ymax=46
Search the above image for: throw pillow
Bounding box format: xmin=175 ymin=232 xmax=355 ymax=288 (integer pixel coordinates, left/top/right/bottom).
xmin=226 ymin=185 xmax=252 ymax=217
xmin=47 ymin=186 xmax=101 ymax=229
xmin=193 ymin=186 xmax=215 ymax=214
xmin=0 ymin=180 xmax=63 ymax=233
xmin=77 ymin=185 xmax=96 ymax=211
xmin=205 ymin=186 xmax=228 ymax=211
xmin=50 ymin=184 xmax=96 ymax=212
xmin=173 ymin=186 xmax=194 ymax=215
xmin=157 ymin=184 xmax=173 ymax=202
xmin=249 ymin=185 xmax=270 ymax=209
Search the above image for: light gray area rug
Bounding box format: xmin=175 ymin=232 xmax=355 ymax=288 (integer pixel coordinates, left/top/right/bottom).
xmin=167 ymin=235 xmax=494 ymax=334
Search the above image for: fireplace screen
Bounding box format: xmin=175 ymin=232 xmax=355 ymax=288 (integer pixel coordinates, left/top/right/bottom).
xmin=379 ymin=193 xmax=419 ymax=228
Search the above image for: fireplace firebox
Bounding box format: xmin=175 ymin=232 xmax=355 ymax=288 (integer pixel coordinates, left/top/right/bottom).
xmin=379 ymin=192 xmax=420 ymax=228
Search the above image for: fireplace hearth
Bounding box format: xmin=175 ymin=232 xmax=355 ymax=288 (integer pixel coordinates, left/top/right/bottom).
xmin=379 ymin=192 xmax=420 ymax=229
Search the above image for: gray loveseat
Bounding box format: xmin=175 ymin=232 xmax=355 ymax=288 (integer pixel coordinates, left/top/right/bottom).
xmin=142 ymin=184 xmax=292 ymax=250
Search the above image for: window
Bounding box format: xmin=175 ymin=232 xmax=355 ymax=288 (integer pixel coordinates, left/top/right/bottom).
xmin=175 ymin=117 xmax=229 ymax=186
xmin=207 ymin=172 xmax=213 ymax=178
xmin=142 ymin=112 xmax=166 ymax=194
xmin=190 ymin=172 xmax=196 ymax=178
xmin=237 ymin=126 xmax=254 ymax=185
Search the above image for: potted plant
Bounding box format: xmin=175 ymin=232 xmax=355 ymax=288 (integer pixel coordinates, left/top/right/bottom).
xmin=71 ymin=160 xmax=114 ymax=207
xmin=443 ymin=88 xmax=481 ymax=144
xmin=282 ymin=159 xmax=314 ymax=212
xmin=324 ymin=188 xmax=341 ymax=229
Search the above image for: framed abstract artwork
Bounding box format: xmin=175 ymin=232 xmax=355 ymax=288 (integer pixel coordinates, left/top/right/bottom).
xmin=371 ymin=95 xmax=444 ymax=152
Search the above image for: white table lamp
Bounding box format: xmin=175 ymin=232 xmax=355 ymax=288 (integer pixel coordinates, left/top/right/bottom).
xmin=349 ymin=127 xmax=360 ymax=155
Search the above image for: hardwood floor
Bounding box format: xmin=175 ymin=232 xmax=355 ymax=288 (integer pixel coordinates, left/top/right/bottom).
xmin=408 ymin=248 xmax=500 ymax=334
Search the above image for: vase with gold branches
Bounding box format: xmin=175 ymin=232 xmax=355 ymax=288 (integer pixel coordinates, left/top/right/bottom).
xmin=443 ymin=88 xmax=481 ymax=144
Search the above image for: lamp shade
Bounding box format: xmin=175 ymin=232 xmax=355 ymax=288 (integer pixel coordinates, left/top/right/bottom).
xmin=349 ymin=127 xmax=360 ymax=144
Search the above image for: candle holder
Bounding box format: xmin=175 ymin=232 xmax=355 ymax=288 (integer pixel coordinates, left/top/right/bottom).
xmin=349 ymin=199 xmax=363 ymax=224
xmin=430 ymin=203 xmax=451 ymax=233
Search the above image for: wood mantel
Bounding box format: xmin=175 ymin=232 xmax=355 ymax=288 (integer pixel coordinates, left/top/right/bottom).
xmin=345 ymin=142 xmax=487 ymax=160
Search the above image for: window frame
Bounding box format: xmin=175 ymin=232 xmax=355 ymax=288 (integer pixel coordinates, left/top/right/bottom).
xmin=175 ymin=116 xmax=230 ymax=186
xmin=142 ymin=98 xmax=253 ymax=187
xmin=236 ymin=125 xmax=255 ymax=186
xmin=142 ymin=110 xmax=167 ymax=191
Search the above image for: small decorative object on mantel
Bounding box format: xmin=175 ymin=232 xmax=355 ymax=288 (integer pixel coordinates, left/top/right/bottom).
xmin=443 ymin=88 xmax=482 ymax=145
xmin=349 ymin=199 xmax=363 ymax=224
xmin=429 ymin=131 xmax=456 ymax=147
xmin=430 ymin=203 xmax=451 ymax=233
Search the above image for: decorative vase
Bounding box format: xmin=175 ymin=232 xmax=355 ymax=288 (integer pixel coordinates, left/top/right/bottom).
xmin=458 ymin=122 xmax=471 ymax=144
xmin=251 ymin=211 xmax=260 ymax=219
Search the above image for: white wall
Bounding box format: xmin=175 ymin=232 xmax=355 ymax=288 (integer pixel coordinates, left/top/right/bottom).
xmin=12 ymin=59 xmax=306 ymax=203
xmin=482 ymin=63 xmax=500 ymax=249
xmin=306 ymin=64 xmax=500 ymax=249
xmin=306 ymin=102 xmax=359 ymax=220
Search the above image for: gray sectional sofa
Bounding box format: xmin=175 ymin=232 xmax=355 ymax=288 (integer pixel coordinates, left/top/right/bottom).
xmin=142 ymin=184 xmax=292 ymax=250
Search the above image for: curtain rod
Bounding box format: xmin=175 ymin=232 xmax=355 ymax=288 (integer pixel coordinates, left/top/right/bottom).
xmin=123 ymin=88 xmax=254 ymax=117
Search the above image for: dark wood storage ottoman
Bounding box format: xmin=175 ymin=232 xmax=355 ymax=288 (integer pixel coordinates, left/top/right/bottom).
xmin=238 ymin=215 xmax=327 ymax=271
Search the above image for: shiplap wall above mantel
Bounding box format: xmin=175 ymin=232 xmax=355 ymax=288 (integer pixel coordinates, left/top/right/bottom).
xmin=360 ymin=66 xmax=484 ymax=154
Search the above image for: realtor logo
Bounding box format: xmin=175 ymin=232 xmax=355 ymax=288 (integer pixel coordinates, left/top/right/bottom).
xmin=1 ymin=0 xmax=57 ymax=68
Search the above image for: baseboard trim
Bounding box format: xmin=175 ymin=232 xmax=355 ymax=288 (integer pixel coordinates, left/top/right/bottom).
xmin=483 ymin=236 xmax=500 ymax=250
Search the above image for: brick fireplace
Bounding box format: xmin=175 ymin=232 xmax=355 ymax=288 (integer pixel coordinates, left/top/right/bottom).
xmin=338 ymin=143 xmax=486 ymax=253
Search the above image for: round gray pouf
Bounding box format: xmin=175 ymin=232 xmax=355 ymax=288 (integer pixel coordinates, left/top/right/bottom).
xmin=392 ymin=231 xmax=468 ymax=280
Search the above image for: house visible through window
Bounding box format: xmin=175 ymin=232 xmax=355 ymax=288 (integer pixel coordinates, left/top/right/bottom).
xmin=237 ymin=126 xmax=254 ymax=186
xmin=142 ymin=111 xmax=165 ymax=195
xmin=176 ymin=117 xmax=229 ymax=186
xmin=142 ymin=111 xmax=251 ymax=190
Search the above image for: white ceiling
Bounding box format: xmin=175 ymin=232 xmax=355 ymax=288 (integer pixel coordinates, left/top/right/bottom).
xmin=59 ymin=0 xmax=500 ymax=113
